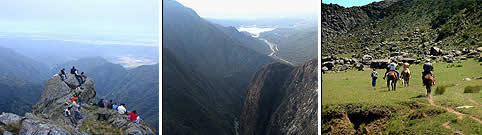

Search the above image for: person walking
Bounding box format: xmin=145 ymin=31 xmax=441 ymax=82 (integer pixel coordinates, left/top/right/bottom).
xmin=371 ymin=68 xmax=378 ymax=87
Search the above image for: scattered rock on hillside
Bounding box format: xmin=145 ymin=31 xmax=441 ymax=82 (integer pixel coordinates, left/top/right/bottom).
xmin=464 ymin=78 xmax=472 ymax=81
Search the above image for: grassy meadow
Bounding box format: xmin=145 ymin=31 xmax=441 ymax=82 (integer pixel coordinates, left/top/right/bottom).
xmin=322 ymin=59 xmax=481 ymax=134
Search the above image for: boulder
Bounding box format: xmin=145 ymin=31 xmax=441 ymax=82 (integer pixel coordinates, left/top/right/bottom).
xmin=463 ymin=78 xmax=472 ymax=81
xmin=455 ymin=50 xmax=462 ymax=56
xmin=400 ymin=58 xmax=416 ymax=64
xmin=477 ymin=47 xmax=482 ymax=52
xmin=322 ymin=61 xmax=335 ymax=70
xmin=430 ymin=47 xmax=442 ymax=56
xmin=370 ymin=59 xmax=390 ymax=69
xmin=19 ymin=118 xmax=70 ymax=135
xmin=0 ymin=113 xmax=22 ymax=126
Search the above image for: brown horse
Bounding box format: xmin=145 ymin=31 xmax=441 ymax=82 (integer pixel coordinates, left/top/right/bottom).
xmin=387 ymin=71 xmax=398 ymax=91
xmin=401 ymin=70 xmax=410 ymax=87
xmin=423 ymin=73 xmax=434 ymax=97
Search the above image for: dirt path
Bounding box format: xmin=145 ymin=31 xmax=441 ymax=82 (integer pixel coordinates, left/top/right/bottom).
xmin=428 ymin=96 xmax=482 ymax=134
xmin=441 ymin=121 xmax=464 ymax=135
xmin=455 ymin=92 xmax=481 ymax=107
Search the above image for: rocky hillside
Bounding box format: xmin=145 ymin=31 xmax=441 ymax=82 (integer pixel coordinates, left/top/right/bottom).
xmin=322 ymin=0 xmax=481 ymax=72
xmin=240 ymin=58 xmax=318 ymax=135
xmin=0 ymin=74 xmax=154 ymax=134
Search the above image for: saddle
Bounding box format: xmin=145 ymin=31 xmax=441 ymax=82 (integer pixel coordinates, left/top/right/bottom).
xmin=388 ymin=71 xmax=398 ymax=80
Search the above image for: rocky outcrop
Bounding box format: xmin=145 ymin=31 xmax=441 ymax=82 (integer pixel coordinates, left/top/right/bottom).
xmin=240 ymin=58 xmax=318 ymax=135
xmin=240 ymin=62 xmax=295 ymax=135
xmin=0 ymin=74 xmax=154 ymax=134
xmin=34 ymin=74 xmax=96 ymax=118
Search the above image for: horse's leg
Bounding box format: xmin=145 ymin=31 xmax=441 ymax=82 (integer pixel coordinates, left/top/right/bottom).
xmin=387 ymin=80 xmax=390 ymax=91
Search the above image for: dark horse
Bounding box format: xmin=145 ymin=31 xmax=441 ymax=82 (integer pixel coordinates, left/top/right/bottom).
xmin=401 ymin=70 xmax=410 ymax=87
xmin=387 ymin=71 xmax=398 ymax=91
xmin=423 ymin=73 xmax=434 ymax=97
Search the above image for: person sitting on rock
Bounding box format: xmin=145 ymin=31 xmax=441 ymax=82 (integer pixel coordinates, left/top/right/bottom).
xmin=107 ymin=100 xmax=113 ymax=109
xmin=74 ymin=69 xmax=84 ymax=87
xmin=72 ymin=96 xmax=78 ymax=104
xmin=59 ymin=68 xmax=67 ymax=80
xmin=422 ymin=59 xmax=435 ymax=85
xmin=70 ymin=66 xmax=76 ymax=74
xmin=70 ymin=99 xmax=81 ymax=120
xmin=113 ymin=103 xmax=119 ymax=111
xmin=64 ymin=106 xmax=77 ymax=125
xmin=128 ymin=110 xmax=138 ymax=122
xmin=383 ymin=61 xmax=399 ymax=80
xmin=80 ymin=72 xmax=87 ymax=84
xmin=117 ymin=104 xmax=127 ymax=114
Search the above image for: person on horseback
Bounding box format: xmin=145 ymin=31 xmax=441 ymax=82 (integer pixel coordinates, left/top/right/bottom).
xmin=383 ymin=61 xmax=399 ymax=80
xmin=401 ymin=63 xmax=410 ymax=78
xmin=422 ymin=59 xmax=435 ymax=85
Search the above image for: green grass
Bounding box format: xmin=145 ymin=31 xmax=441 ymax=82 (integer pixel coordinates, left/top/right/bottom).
xmin=322 ymin=59 xmax=482 ymax=134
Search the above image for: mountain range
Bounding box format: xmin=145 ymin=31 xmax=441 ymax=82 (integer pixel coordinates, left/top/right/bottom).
xmin=162 ymin=0 xmax=318 ymax=134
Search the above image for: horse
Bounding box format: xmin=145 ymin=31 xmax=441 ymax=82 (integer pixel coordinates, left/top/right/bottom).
xmin=423 ymin=73 xmax=434 ymax=97
xmin=401 ymin=70 xmax=410 ymax=87
xmin=387 ymin=71 xmax=398 ymax=91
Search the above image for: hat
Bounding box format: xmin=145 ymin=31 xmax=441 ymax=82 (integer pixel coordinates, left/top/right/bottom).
xmin=426 ymin=59 xmax=431 ymax=62
xmin=373 ymin=68 xmax=376 ymax=70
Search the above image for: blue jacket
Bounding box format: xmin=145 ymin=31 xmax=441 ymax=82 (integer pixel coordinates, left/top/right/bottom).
xmin=113 ymin=105 xmax=119 ymax=111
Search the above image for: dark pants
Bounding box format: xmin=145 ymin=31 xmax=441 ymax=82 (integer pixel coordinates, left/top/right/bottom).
xmin=75 ymin=75 xmax=83 ymax=86
xmin=97 ymin=113 xmax=107 ymax=121
xmin=372 ymin=77 xmax=377 ymax=87
xmin=60 ymin=74 xmax=67 ymax=80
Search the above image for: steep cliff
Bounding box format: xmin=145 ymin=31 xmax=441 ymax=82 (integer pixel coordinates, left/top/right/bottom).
xmin=240 ymin=58 xmax=318 ymax=135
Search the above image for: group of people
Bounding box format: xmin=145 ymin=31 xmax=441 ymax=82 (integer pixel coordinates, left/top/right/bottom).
xmin=58 ymin=66 xmax=87 ymax=88
xmin=370 ymin=59 xmax=434 ymax=87
xmin=64 ymin=95 xmax=83 ymax=125
xmin=97 ymin=99 xmax=140 ymax=123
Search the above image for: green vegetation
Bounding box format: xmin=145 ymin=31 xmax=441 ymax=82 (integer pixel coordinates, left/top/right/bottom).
xmin=322 ymin=60 xmax=482 ymax=134
xmin=464 ymin=86 xmax=480 ymax=93
xmin=435 ymin=86 xmax=447 ymax=95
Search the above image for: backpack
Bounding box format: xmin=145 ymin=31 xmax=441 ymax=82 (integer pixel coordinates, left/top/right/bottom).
xmin=64 ymin=109 xmax=71 ymax=117
xmin=70 ymin=68 xmax=76 ymax=74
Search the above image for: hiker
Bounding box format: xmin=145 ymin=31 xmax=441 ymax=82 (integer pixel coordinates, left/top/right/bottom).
xmin=128 ymin=110 xmax=138 ymax=122
xmin=72 ymin=96 xmax=78 ymax=104
xmin=422 ymin=59 xmax=435 ymax=85
xmin=98 ymin=99 xmax=105 ymax=108
xmin=371 ymin=68 xmax=378 ymax=87
xmin=80 ymin=72 xmax=87 ymax=84
xmin=59 ymin=68 xmax=67 ymax=80
xmin=113 ymin=103 xmax=119 ymax=111
xmin=64 ymin=106 xmax=77 ymax=125
xmin=70 ymin=99 xmax=81 ymax=120
xmin=117 ymin=104 xmax=127 ymax=114
xmin=70 ymin=66 xmax=76 ymax=74
xmin=383 ymin=61 xmax=399 ymax=80
xmin=107 ymin=100 xmax=113 ymax=109
xmin=74 ymin=69 xmax=84 ymax=87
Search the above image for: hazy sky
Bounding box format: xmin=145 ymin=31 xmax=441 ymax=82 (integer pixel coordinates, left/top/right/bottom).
xmin=322 ymin=0 xmax=383 ymax=7
xmin=176 ymin=0 xmax=317 ymax=19
xmin=0 ymin=0 xmax=158 ymax=36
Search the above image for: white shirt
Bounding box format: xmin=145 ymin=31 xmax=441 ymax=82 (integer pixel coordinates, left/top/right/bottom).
xmin=388 ymin=63 xmax=397 ymax=70
xmin=117 ymin=106 xmax=126 ymax=114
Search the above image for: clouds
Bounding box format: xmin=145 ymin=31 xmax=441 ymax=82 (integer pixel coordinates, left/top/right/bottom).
xmin=0 ymin=0 xmax=158 ymax=34
xmin=176 ymin=0 xmax=317 ymax=19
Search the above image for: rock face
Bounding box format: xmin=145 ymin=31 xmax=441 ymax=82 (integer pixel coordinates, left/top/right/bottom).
xmin=240 ymin=58 xmax=318 ymax=135
xmin=35 ymin=74 xmax=96 ymax=118
xmin=0 ymin=74 xmax=154 ymax=134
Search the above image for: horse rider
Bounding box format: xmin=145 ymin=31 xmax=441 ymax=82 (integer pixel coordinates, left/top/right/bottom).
xmin=383 ymin=61 xmax=400 ymax=80
xmin=401 ymin=63 xmax=410 ymax=78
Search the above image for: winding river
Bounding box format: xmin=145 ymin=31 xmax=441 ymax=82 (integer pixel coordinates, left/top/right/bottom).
xmin=237 ymin=26 xmax=294 ymax=65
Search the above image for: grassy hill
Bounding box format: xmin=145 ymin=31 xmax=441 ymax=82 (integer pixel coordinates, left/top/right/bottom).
xmin=322 ymin=59 xmax=481 ymax=134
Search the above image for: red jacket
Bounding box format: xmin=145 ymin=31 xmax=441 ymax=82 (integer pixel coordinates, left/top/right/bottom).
xmin=128 ymin=112 xmax=138 ymax=121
